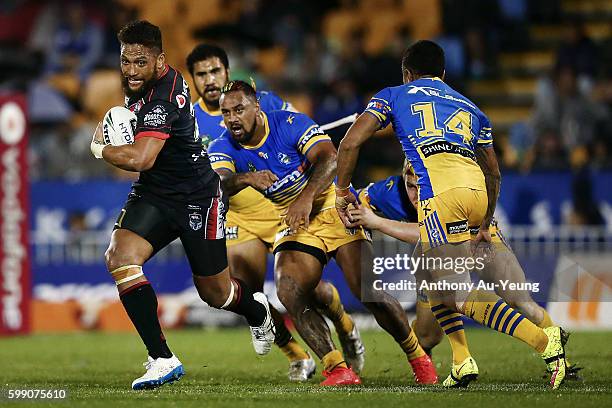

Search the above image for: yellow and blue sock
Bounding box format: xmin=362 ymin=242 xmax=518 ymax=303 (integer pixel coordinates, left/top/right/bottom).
xmin=464 ymin=290 xmax=548 ymax=353
xmin=430 ymin=302 xmax=470 ymax=364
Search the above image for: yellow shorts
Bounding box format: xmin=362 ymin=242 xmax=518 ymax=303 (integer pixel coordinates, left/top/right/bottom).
xmin=272 ymin=208 xmax=371 ymax=258
xmin=225 ymin=189 xmax=281 ymax=248
xmin=418 ymin=187 xmax=487 ymax=248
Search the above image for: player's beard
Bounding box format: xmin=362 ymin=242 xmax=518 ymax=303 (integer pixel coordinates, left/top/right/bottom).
xmin=202 ymin=85 xmax=221 ymax=108
xmin=230 ymin=118 xmax=256 ymax=144
xmin=122 ymin=74 xmax=158 ymax=100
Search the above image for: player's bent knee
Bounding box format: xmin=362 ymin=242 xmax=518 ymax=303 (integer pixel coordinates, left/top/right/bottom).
xmin=105 ymin=246 xmax=142 ymax=272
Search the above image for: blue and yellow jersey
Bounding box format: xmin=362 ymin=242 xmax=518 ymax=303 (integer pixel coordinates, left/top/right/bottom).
xmin=195 ymin=90 xmax=292 ymax=215
xmin=364 ymin=77 xmax=493 ymax=201
xmin=357 ymin=175 xmax=417 ymax=222
xmin=208 ymin=110 xmax=335 ymax=212
xmin=194 ymin=90 xmax=290 ymax=148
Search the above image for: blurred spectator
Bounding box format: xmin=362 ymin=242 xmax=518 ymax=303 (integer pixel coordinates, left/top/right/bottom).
xmin=434 ymin=33 xmax=465 ymax=84
xmin=496 ymin=0 xmax=529 ymax=52
xmin=99 ymin=1 xmax=137 ymax=69
xmin=29 ymin=119 xmax=110 ymax=181
xmin=2 ymin=0 xmax=607 ymax=181
xmin=524 ymin=129 xmax=569 ymax=171
xmin=530 ymin=66 xmax=610 ymax=161
xmin=313 ymin=77 xmax=362 ymax=126
xmin=555 ymin=20 xmax=599 ymax=93
xmin=44 ymin=1 xmax=103 ymax=83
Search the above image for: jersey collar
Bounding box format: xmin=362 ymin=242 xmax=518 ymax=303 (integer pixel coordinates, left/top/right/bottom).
xmin=241 ymin=111 xmax=270 ymax=150
xmin=197 ymin=98 xmax=222 ymax=115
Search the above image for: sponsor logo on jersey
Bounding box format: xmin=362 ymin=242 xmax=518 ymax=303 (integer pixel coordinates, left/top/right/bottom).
xmin=176 ymin=94 xmax=187 ymax=108
xmin=420 ymin=140 xmax=476 ymax=161
xmin=265 ymin=168 xmax=303 ymax=194
xmin=446 ymin=220 xmax=469 ymax=235
xmin=226 ymin=225 xmax=238 ymax=240
xmin=406 ymin=85 xmax=476 ymax=109
xmin=298 ymin=126 xmax=325 ymax=151
xmin=189 ymin=212 xmax=202 ymax=230
xmin=286 ymin=114 xmax=295 ymax=124
xmin=258 ymin=151 xmax=268 ymax=159
xmin=143 ymin=105 xmax=168 ymax=127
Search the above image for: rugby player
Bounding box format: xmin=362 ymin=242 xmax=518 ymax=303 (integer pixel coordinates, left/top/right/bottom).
xmin=208 ymin=81 xmax=438 ymax=385
xmin=89 ymin=21 xmax=274 ymax=390
xmin=336 ymin=40 xmax=570 ymax=389
xmin=350 ymin=162 xmax=580 ymax=385
xmin=185 ymin=44 xmax=363 ymax=380
xmin=352 ymin=166 xmax=445 ymax=356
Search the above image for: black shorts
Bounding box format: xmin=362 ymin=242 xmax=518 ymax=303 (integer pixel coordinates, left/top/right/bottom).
xmin=114 ymin=191 xmax=228 ymax=276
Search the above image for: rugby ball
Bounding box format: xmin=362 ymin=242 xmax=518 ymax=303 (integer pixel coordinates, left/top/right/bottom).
xmin=102 ymin=106 xmax=137 ymax=146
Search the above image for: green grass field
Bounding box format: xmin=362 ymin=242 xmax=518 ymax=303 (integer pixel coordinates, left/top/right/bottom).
xmin=1 ymin=328 xmax=610 ymax=407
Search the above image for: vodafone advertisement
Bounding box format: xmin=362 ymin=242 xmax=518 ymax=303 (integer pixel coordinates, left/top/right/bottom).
xmin=0 ymin=94 xmax=30 ymax=335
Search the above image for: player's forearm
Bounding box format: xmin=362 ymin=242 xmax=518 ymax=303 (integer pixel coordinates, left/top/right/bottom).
xmin=336 ymin=114 xmax=378 ymax=188
xmin=299 ymin=152 xmax=337 ymax=201
xmin=336 ymin=138 xmax=360 ymax=189
xmin=217 ymin=172 xmax=252 ymax=196
xmin=375 ymin=219 xmax=420 ymax=244
xmin=102 ymin=145 xmax=153 ymax=172
xmin=475 ymin=147 xmax=501 ymax=228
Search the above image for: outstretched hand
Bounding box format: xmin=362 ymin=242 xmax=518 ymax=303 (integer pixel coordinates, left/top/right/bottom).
xmin=282 ymin=196 xmax=313 ymax=234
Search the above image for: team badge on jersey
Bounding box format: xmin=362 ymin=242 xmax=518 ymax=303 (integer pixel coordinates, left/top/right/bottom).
xmin=277 ymin=152 xmax=290 ymax=165
xmin=248 ymin=162 xmax=257 ymax=172
xmin=189 ymin=212 xmax=203 ymax=230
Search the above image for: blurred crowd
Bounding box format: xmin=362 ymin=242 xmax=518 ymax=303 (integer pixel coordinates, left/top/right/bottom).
xmin=1 ymin=0 xmax=611 ymax=183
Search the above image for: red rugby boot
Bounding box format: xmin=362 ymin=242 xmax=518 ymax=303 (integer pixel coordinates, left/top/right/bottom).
xmin=320 ymin=366 xmax=362 ymax=386
xmin=409 ymin=354 xmax=438 ymax=384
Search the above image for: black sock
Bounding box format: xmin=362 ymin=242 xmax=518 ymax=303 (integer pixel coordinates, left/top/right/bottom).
xmin=229 ymin=278 xmax=267 ymax=326
xmin=119 ymin=282 xmax=172 ymax=359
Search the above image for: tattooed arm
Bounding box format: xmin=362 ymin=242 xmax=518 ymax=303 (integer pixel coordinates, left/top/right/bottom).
xmin=475 ymin=145 xmax=501 ymax=230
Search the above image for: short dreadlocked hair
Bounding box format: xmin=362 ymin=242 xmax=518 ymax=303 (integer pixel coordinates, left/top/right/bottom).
xmin=221 ymin=80 xmax=257 ymax=102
